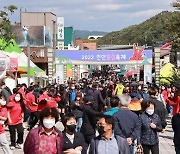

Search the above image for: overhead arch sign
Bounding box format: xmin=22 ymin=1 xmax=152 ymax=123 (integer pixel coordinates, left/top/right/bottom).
xmin=55 ymin=49 xmax=152 ymax=65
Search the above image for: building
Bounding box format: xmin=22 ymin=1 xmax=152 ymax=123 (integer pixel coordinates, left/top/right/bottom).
xmin=75 ymin=39 xmax=97 ymax=50
xmin=21 ymin=12 xmax=57 ymax=47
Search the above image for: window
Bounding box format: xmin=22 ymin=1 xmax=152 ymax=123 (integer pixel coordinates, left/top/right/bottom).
xmin=39 ymin=49 xmax=45 ymax=58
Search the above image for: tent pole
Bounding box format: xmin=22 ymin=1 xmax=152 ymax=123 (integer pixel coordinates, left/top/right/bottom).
xmin=27 ymin=44 xmax=30 ymax=86
xmin=15 ymin=71 xmax=18 ymax=86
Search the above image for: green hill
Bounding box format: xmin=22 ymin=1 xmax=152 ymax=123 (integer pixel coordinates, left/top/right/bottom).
xmin=97 ymin=11 xmax=180 ymax=46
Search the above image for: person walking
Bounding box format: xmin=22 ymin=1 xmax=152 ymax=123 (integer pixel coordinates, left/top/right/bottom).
xmin=113 ymin=94 xmax=139 ymax=154
xmin=7 ymin=92 xmax=26 ymax=150
xmin=104 ymin=96 xmax=120 ymax=116
xmin=89 ymin=115 xmax=130 ymax=154
xmin=172 ymin=109 xmax=180 ymax=154
xmin=138 ymin=101 xmax=162 ymax=154
xmin=26 ymin=86 xmax=38 ymax=130
xmin=76 ymin=95 xmax=103 ymax=146
xmin=24 ymin=107 xmax=63 ymax=154
xmin=0 ymin=94 xmax=12 ymax=154
xmin=142 ymin=87 xmax=167 ymax=129
xmin=62 ymin=113 xmax=86 ymax=154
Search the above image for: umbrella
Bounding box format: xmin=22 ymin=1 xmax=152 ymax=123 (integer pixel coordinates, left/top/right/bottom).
xmin=118 ymin=70 xmax=126 ymax=76
xmin=124 ymin=70 xmax=137 ymax=78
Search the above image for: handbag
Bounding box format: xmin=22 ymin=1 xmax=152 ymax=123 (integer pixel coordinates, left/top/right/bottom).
xmin=135 ymin=145 xmax=144 ymax=154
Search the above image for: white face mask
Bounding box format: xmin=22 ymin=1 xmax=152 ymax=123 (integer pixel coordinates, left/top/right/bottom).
xmin=71 ymin=87 xmax=75 ymax=90
xmin=15 ymin=96 xmax=20 ymax=102
xmin=146 ymin=109 xmax=154 ymax=115
xmin=162 ymin=87 xmax=165 ymax=90
xmin=76 ymin=97 xmax=80 ymax=101
xmin=0 ymin=99 xmax=6 ymax=106
xmin=43 ymin=119 xmax=56 ymax=129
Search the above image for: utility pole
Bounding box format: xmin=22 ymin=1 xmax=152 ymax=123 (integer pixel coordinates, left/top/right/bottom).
xmin=22 ymin=26 xmax=30 ymax=86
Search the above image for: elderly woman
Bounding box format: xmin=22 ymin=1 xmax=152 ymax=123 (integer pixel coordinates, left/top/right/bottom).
xmin=138 ymin=101 xmax=162 ymax=154
xmin=24 ymin=107 xmax=63 ymax=154
xmin=62 ymin=113 xmax=86 ymax=154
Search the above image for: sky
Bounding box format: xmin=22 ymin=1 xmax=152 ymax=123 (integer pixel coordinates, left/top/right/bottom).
xmin=0 ymin=0 xmax=175 ymax=32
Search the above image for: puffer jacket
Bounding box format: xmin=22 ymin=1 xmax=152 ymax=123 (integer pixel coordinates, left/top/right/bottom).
xmin=24 ymin=126 xmax=63 ymax=154
xmin=138 ymin=112 xmax=162 ymax=145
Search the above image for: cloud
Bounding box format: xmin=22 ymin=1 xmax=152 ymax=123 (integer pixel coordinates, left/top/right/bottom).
xmin=0 ymin=0 xmax=174 ymax=31
xmin=126 ymin=9 xmax=165 ymax=19
xmin=91 ymin=3 xmax=131 ymax=11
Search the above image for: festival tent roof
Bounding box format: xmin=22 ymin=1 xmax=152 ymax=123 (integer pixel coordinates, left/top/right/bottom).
xmin=0 ymin=38 xmax=46 ymax=76
xmin=3 ymin=51 xmax=45 ymax=76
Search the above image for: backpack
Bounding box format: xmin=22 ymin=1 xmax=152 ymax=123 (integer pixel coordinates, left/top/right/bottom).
xmin=70 ymin=91 xmax=76 ymax=102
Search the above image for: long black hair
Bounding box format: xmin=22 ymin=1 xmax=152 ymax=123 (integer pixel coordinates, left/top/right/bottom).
xmin=15 ymin=92 xmax=26 ymax=114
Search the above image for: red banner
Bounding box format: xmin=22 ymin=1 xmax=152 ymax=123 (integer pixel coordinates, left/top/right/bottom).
xmin=9 ymin=58 xmax=18 ymax=71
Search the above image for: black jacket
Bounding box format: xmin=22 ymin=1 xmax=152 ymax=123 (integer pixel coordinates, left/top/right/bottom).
xmin=172 ymin=113 xmax=180 ymax=147
xmin=89 ymin=135 xmax=130 ymax=154
xmin=63 ymin=131 xmax=86 ymax=154
xmin=138 ymin=112 xmax=162 ymax=145
xmin=113 ymin=108 xmax=140 ymax=141
xmin=80 ymin=104 xmax=103 ymax=135
xmin=142 ymin=96 xmax=168 ymax=128
xmin=87 ymin=88 xmax=105 ymax=111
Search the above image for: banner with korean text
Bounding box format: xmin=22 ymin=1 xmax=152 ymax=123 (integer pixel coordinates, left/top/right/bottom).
xmin=55 ymin=50 xmax=152 ymax=65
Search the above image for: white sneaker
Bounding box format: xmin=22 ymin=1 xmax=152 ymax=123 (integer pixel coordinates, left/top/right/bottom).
xmin=10 ymin=146 xmax=15 ymax=150
xmin=16 ymin=143 xmax=23 ymax=149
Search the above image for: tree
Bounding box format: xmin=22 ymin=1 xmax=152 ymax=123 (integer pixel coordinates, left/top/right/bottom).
xmin=172 ymin=0 xmax=180 ymax=9
xmin=0 ymin=5 xmax=17 ymax=42
xmin=168 ymin=1 xmax=180 ymax=65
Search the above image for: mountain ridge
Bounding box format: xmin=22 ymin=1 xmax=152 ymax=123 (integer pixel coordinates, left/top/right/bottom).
xmin=74 ymin=30 xmax=108 ymax=39
xmin=97 ymin=11 xmax=180 ymax=46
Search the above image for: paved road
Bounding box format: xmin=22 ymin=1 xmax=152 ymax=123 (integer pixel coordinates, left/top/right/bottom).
xmin=159 ymin=117 xmax=175 ymax=154
xmin=0 ymin=117 xmax=175 ymax=154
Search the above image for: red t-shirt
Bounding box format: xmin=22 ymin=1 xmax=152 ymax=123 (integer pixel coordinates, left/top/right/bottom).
xmin=173 ymin=96 xmax=180 ymax=115
xmin=46 ymin=97 xmax=58 ymax=108
xmin=37 ymin=94 xmax=49 ymax=112
xmin=9 ymin=94 xmax=15 ymax=102
xmin=7 ymin=101 xmax=23 ymax=125
xmin=18 ymin=87 xmax=26 ymax=100
xmin=0 ymin=107 xmax=8 ymax=134
xmin=26 ymin=92 xmax=37 ymax=112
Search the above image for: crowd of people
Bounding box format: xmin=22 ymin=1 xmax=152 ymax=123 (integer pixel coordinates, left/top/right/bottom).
xmin=0 ymin=75 xmax=179 ymax=154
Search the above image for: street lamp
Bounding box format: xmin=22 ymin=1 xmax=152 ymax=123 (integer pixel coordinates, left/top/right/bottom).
xmin=22 ymin=26 xmax=31 ymax=86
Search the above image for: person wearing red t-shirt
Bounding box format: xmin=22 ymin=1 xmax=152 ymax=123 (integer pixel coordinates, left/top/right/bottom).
xmin=0 ymin=95 xmax=12 ymax=154
xmin=7 ymin=92 xmax=26 ymax=150
xmin=18 ymin=84 xmax=27 ymax=101
xmin=26 ymin=86 xmax=38 ymax=130
xmin=37 ymin=88 xmax=49 ymax=112
xmin=9 ymin=88 xmax=19 ymax=103
xmin=46 ymin=88 xmax=60 ymax=108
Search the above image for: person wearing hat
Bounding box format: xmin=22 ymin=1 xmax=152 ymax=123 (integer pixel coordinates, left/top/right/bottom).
xmin=75 ymin=95 xmax=103 ymax=149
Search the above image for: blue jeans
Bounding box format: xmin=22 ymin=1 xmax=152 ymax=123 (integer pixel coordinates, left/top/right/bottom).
xmin=129 ymin=144 xmax=135 ymax=154
xmin=169 ymin=105 xmax=173 ymax=115
xmin=76 ymin=118 xmax=83 ymax=132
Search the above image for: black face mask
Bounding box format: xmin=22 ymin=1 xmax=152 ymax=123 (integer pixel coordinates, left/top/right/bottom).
xmin=97 ymin=126 xmax=105 ymax=135
xmin=67 ymin=124 xmax=76 ymax=133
